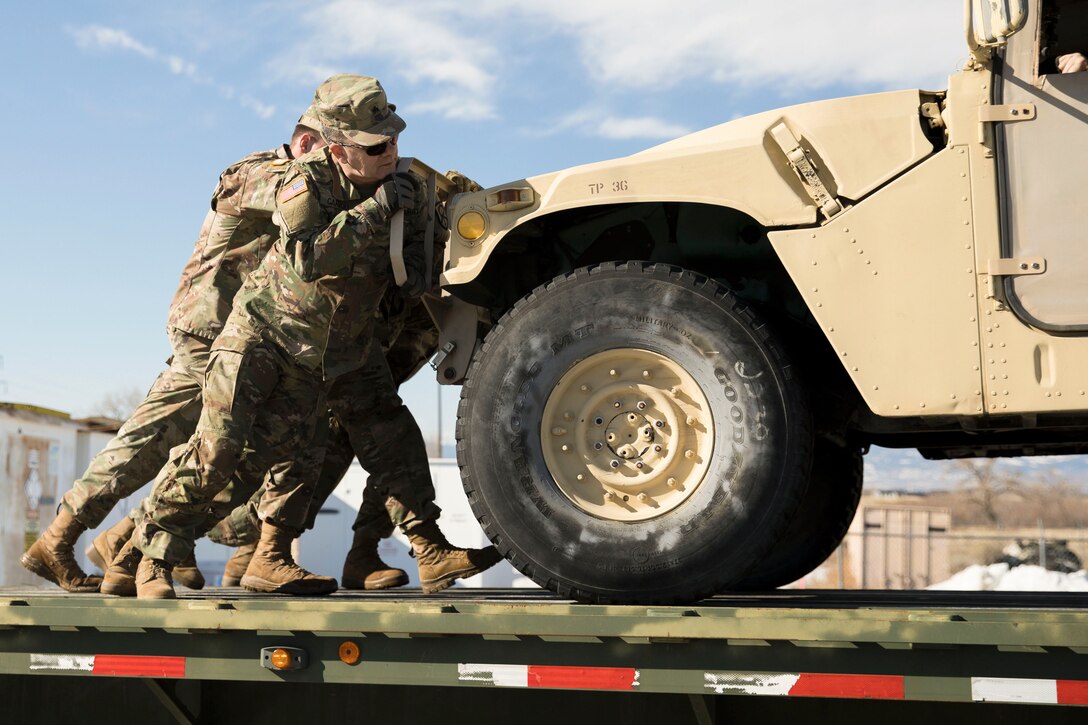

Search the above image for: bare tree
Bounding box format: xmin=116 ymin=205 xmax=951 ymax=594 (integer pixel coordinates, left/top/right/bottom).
xmin=86 ymin=387 xmax=145 ymax=421
xmin=953 ymin=459 xmax=1018 ymax=526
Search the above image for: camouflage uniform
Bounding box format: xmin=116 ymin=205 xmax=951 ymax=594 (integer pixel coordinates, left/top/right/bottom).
xmin=209 ymin=292 xmax=440 ymax=546
xmin=60 ymin=147 xmax=292 ymax=528
xmin=133 ymin=136 xmax=429 ymax=565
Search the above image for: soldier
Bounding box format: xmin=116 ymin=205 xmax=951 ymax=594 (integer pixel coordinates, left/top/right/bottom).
xmin=20 ymin=103 xmax=330 ymax=593
xmin=211 ymin=293 xmax=477 ymax=592
xmin=129 ymin=74 xmax=499 ymax=599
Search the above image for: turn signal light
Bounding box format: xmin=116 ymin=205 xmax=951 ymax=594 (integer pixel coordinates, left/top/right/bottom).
xmin=457 ymin=211 xmax=487 ymax=241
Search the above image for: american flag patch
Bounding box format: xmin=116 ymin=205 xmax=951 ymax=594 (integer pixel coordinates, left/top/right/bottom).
xmin=279 ymin=176 xmax=308 ymax=203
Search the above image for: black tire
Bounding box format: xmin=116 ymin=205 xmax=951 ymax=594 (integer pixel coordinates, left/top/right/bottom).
xmin=737 ymin=442 xmax=864 ymax=590
xmin=456 ymin=262 xmax=813 ymax=604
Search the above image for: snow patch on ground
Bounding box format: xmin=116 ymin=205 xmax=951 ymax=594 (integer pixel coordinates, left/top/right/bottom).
xmin=928 ymin=563 xmax=1088 ymax=591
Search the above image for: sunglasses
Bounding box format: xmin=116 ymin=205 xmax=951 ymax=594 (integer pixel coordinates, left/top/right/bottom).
xmin=340 ymin=135 xmax=398 ymax=157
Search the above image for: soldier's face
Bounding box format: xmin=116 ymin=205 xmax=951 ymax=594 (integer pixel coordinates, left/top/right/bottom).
xmin=333 ymin=138 xmax=399 ymax=184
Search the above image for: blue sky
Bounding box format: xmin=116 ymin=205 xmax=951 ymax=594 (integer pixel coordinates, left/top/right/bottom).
xmin=2 ymin=1 xmax=975 ymax=461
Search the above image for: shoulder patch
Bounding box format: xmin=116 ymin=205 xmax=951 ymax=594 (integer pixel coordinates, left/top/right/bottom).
xmin=279 ymin=176 xmax=309 ymax=203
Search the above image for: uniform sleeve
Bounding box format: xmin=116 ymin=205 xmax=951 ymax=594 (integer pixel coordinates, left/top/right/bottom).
xmin=275 ymin=167 xmax=394 ymax=282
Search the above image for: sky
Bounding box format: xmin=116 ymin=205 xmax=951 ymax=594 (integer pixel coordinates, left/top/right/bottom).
xmin=1 ymin=1 xmax=979 ymax=465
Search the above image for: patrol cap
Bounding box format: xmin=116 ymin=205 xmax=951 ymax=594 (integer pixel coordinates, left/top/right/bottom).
xmin=312 ymin=74 xmax=405 ymax=146
xmin=296 ymin=103 xmax=325 ymax=132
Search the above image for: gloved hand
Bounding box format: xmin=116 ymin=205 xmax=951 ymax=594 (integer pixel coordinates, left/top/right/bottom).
xmin=372 ymin=172 xmax=418 ymax=219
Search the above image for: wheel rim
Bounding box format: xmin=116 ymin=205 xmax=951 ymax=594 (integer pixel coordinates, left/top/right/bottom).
xmin=540 ymin=348 xmax=715 ymax=522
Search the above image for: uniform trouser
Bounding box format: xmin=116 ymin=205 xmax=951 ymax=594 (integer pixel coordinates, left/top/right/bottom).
xmin=209 ymin=298 xmax=440 ymax=545
xmin=61 ymin=329 xmax=210 ymax=528
xmin=132 ymin=327 xmax=327 ymax=565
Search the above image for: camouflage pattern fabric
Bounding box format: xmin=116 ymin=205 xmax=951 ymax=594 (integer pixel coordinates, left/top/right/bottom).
xmin=232 ymin=145 xmax=428 ymax=380
xmin=167 ymin=147 xmax=290 ymax=339
xmin=61 ymin=150 xmax=291 ymax=529
xmin=207 ymin=292 xmax=441 ymax=546
xmin=132 ymin=321 xmax=328 ymax=564
xmin=61 ymin=330 xmax=208 ymax=527
xmin=135 ymin=144 xmax=424 ymax=564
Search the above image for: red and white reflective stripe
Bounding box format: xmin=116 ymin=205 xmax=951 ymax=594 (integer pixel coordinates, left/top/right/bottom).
xmin=972 ymin=677 xmax=1088 ymax=705
xmin=459 ymin=664 xmax=639 ymax=691
xmin=704 ymin=672 xmax=904 ymax=700
xmin=30 ymin=654 xmax=185 ymax=678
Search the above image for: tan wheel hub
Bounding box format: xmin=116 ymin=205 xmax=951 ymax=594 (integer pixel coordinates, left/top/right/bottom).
xmin=541 ymin=348 xmax=714 ymax=522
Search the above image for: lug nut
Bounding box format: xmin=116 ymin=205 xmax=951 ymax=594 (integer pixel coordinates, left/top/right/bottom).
xmin=637 ymin=493 xmax=649 ymax=502
xmin=580 ymin=385 xmax=591 ymax=393
xmin=685 ymin=450 xmax=695 ymax=459
xmin=594 ymin=442 xmax=604 ymax=450
xmin=604 ymin=491 xmax=615 ymax=501
xmin=610 ymin=460 xmax=620 ymax=469
xmin=667 ymin=477 xmax=677 ymax=488
xmin=613 ymin=401 xmax=622 ymax=408
xmin=642 ymin=370 xmax=651 ymax=379
xmin=635 ymin=462 xmax=644 ymax=469
xmin=561 ymin=445 xmax=570 ymax=452
xmin=654 ymin=445 xmax=662 ymax=452
xmin=637 ymin=401 xmax=647 ymax=410
xmin=686 ymin=416 xmax=696 ymax=426
xmin=609 ymin=368 xmax=618 ymax=377
xmin=576 ymin=474 xmax=585 ymax=481
xmin=654 ymin=420 xmax=664 ymax=428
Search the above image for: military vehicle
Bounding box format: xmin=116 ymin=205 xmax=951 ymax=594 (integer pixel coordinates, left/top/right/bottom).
xmin=425 ymin=0 xmax=1088 ymax=604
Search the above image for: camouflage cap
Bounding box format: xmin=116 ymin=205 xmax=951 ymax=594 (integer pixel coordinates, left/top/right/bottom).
xmin=313 ymin=74 xmax=406 ymax=146
xmin=296 ymin=103 xmax=325 ymax=132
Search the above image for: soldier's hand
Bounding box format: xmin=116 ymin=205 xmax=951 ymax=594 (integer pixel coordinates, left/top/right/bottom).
xmin=1057 ymin=53 xmax=1087 ymax=74
xmin=373 ymin=172 xmax=418 ymax=219
xmin=445 ymin=169 xmax=482 ymax=194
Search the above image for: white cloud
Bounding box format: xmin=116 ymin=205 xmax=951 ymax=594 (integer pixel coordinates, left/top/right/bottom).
xmin=272 ymin=0 xmax=499 ymax=120
xmin=509 ymin=0 xmax=966 ymax=92
xmin=68 ymin=25 xmax=156 ymax=59
xmin=544 ymin=107 xmax=691 ymax=140
xmin=65 ymin=24 xmax=275 ymax=120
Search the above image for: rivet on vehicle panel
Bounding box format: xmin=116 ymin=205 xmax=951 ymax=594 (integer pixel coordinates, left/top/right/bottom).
xmin=1045 ymin=392 xmax=1051 ymax=398
xmin=636 ymin=463 xmax=644 ymax=469
xmin=609 ymin=368 xmax=618 ymax=377
xmin=990 ymin=375 xmax=996 ymax=380
xmin=685 ymin=450 xmax=695 ymax=459
xmin=970 ymin=317 xmax=976 ymax=322
xmin=667 ymin=478 xmax=678 ymax=488
xmin=920 ymin=403 xmax=926 ymax=408
xmin=872 ymin=271 xmax=878 ymax=276
xmin=828 ymin=327 xmax=835 ymax=332
xmin=1002 ymin=375 xmax=1008 ymax=380
xmin=995 ymin=324 xmax=1001 ymax=329
xmin=812 ymin=287 xmax=818 ymax=292
xmin=610 ymin=460 xmax=620 ymax=468
xmin=594 ymin=442 xmax=604 ymax=450
xmin=613 ymin=401 xmax=622 ymax=408
xmin=561 ymin=445 xmax=570 ymax=452
xmin=563 ymin=412 xmax=574 ymax=421
xmin=950 ymin=394 xmax=956 ymax=399
xmin=637 ymin=493 xmax=649 ymax=502
xmin=1000 ymin=358 xmax=1006 ymax=363
xmin=655 ymin=420 xmax=664 ymax=428
xmin=1032 ymin=263 xmax=1040 ymax=270
xmin=642 ymin=370 xmax=651 ymax=379
xmin=654 ymin=445 xmax=662 ymax=452
xmin=964 ymin=221 xmax=970 ymax=226
xmin=1057 ymin=392 xmax=1062 ymax=397
xmin=853 ymin=367 xmax=858 ymax=372
xmin=580 ymin=384 xmax=591 ymax=393
xmin=1020 ymin=263 xmax=1028 ymax=270
xmin=843 ymin=228 xmax=849 ymax=233
xmin=604 ymin=491 xmax=615 ymax=501
xmin=637 ymin=401 xmax=647 ymax=410
xmin=1001 ymin=403 xmax=1007 ymax=409
xmin=686 ymin=416 xmax=696 ymax=426
xmin=894 ymin=405 xmax=900 ymax=410
xmin=873 ymin=386 xmax=879 ymax=391
xmin=975 ymin=390 xmax=982 ymax=395
xmin=552 ymin=427 xmax=566 ymax=436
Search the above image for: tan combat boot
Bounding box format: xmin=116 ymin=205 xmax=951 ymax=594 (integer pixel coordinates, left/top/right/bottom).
xmin=240 ymin=522 xmax=338 ymax=595
xmin=173 ymin=552 xmax=206 ymax=590
xmin=405 ymin=520 xmax=503 ymax=594
xmin=100 ymin=538 xmax=141 ymax=597
xmin=21 ymin=509 xmax=102 ymax=592
xmin=342 ymin=530 xmax=408 ymax=590
xmin=86 ymin=516 xmax=135 ymax=573
xmin=221 ymin=543 xmax=257 ymax=587
xmin=135 ymin=556 xmax=176 ymax=600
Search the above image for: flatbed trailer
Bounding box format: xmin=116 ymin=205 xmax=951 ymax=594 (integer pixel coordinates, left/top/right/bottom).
xmin=3 ymin=588 xmax=1088 ymax=724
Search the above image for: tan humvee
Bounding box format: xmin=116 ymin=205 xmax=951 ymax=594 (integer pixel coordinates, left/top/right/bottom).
xmin=428 ymin=0 xmax=1088 ymax=604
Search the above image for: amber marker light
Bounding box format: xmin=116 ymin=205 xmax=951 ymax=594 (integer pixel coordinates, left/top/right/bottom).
xmin=269 ymin=648 xmax=293 ymax=670
xmin=339 ymin=641 xmax=361 ymax=665
xmin=456 ymin=210 xmax=487 ymax=242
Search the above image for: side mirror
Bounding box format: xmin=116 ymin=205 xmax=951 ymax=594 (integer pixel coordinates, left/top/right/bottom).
xmin=967 ymin=0 xmax=1028 ymax=49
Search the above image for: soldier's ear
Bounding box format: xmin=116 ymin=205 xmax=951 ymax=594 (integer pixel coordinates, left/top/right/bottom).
xmin=328 ymin=144 xmax=346 ymax=162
